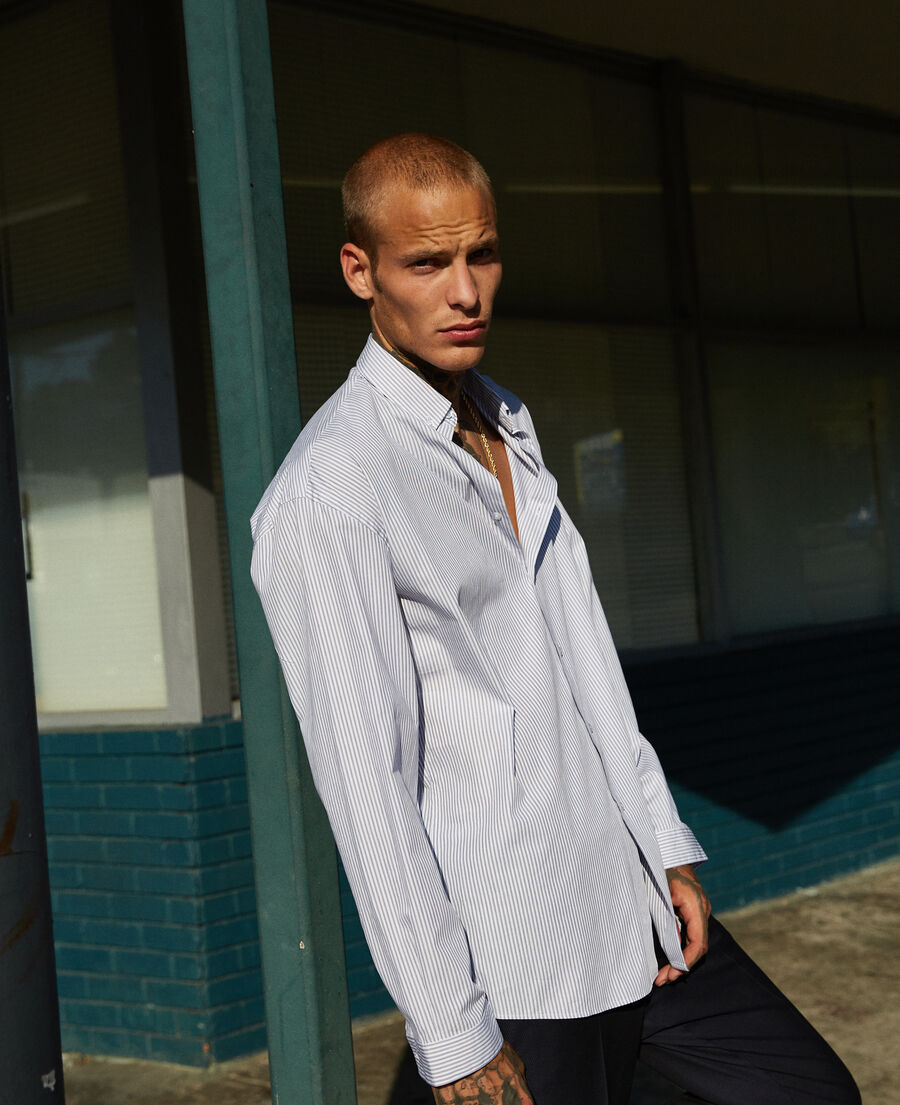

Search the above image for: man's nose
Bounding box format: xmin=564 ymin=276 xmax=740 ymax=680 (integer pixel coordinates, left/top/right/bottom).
xmin=447 ymin=260 xmax=479 ymax=310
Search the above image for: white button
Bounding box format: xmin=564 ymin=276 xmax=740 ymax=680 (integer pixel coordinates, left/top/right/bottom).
xmin=493 ymin=511 xmax=503 ymax=522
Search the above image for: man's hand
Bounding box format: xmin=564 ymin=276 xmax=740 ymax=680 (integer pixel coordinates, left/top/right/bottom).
xmin=655 ymin=864 xmax=711 ymax=986
xmin=431 ymin=1041 xmax=535 ymax=1105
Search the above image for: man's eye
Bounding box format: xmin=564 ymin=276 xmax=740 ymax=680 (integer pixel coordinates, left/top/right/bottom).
xmin=470 ymin=248 xmax=496 ymax=262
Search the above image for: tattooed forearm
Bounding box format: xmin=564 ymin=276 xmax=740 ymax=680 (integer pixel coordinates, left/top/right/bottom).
xmin=666 ymin=865 xmax=703 ymax=895
xmin=665 ymin=865 xmax=710 ymax=917
xmin=665 ymin=864 xmax=711 ymax=970
xmin=431 ymin=1042 xmax=533 ymax=1105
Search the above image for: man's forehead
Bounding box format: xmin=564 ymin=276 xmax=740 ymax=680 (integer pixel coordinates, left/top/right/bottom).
xmin=373 ymin=184 xmax=496 ymax=246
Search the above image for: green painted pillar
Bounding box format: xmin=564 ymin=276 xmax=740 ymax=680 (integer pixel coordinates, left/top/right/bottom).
xmin=181 ymin=3 xmax=356 ymax=1102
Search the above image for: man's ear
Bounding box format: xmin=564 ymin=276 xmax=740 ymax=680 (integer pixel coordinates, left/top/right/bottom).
xmin=340 ymin=242 xmax=375 ymax=301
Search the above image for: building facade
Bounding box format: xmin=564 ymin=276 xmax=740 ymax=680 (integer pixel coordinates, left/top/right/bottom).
xmin=2 ymin=0 xmax=899 ymax=1065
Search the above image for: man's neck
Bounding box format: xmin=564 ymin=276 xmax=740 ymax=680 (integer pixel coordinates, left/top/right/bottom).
xmin=371 ymin=323 xmax=466 ymax=412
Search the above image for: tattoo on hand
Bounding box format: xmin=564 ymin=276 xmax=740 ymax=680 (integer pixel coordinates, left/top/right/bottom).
xmin=667 ymin=866 xmax=704 ymax=901
xmin=665 ymin=864 xmax=711 ymax=967
xmin=432 ymin=1042 xmax=533 ymax=1105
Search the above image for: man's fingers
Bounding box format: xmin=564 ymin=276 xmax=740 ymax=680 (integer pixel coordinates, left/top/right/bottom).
xmin=681 ymin=931 xmax=707 ymax=969
xmin=656 ymin=865 xmax=712 ymax=986
xmin=680 ymin=908 xmax=710 ymax=967
xmin=655 ymin=912 xmax=707 ymax=985
xmin=654 ymin=963 xmax=685 ymax=986
xmin=665 ymin=864 xmax=711 ymax=971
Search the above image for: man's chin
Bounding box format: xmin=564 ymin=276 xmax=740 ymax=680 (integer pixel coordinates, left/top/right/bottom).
xmin=387 ymin=335 xmax=487 ymax=377
xmin=428 ymin=346 xmax=487 ymax=375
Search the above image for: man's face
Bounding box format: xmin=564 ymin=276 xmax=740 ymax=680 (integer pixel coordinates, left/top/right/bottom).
xmin=342 ymin=185 xmax=501 ymax=374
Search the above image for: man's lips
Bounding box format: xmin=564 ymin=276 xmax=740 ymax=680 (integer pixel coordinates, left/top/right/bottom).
xmin=439 ymin=321 xmax=487 ymax=339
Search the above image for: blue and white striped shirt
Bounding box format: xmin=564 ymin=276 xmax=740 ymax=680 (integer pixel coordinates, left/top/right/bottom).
xmin=251 ymin=336 xmax=706 ymax=1085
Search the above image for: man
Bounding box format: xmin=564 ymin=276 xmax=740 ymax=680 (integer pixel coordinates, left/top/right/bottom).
xmin=251 ymin=134 xmax=859 ymax=1105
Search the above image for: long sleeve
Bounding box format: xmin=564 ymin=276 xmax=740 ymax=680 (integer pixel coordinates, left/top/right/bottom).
xmin=251 ymin=493 xmax=503 ymax=1085
xmin=633 ymin=735 xmax=707 ymax=868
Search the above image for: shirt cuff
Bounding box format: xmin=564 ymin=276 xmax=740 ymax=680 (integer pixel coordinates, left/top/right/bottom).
xmin=655 ymin=825 xmax=708 ymax=870
xmin=407 ymin=1007 xmax=505 ymax=1087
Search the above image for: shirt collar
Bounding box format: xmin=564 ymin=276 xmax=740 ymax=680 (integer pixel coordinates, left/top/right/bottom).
xmin=465 ymin=370 xmax=525 ymax=439
xmin=354 ymin=332 xmax=532 ymax=445
xmin=356 ymin=335 xmax=458 ymax=432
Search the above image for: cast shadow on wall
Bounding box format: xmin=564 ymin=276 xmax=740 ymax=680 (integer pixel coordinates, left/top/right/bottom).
xmin=625 ymin=622 xmax=899 ymax=831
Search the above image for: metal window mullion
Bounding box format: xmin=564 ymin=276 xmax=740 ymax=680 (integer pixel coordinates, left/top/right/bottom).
xmin=658 ymin=60 xmax=731 ymax=644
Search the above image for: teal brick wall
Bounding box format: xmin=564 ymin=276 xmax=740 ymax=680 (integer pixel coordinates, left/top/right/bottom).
xmin=41 ymin=721 xmax=265 ymax=1065
xmin=626 ymin=623 xmax=900 ymax=909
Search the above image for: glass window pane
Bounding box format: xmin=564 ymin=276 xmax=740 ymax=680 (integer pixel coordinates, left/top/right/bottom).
xmin=461 ymin=53 xmax=670 ymax=320
xmin=0 ymin=0 xmax=131 ymax=315
xmin=687 ymin=96 xmax=859 ymax=327
xmin=685 ymin=97 xmax=769 ymax=322
xmin=293 ymin=303 xmax=372 ymax=421
xmin=758 ymin=110 xmax=858 ymax=326
xmin=10 ymin=311 xmax=167 ymax=713
xmin=488 ymin=321 xmax=698 ymax=648
xmin=847 ymin=129 xmax=900 ymax=328
xmin=708 ymin=341 xmax=900 ymax=635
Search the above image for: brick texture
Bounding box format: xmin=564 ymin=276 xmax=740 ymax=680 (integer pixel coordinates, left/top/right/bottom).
xmin=42 ymin=720 xmax=264 ymax=1066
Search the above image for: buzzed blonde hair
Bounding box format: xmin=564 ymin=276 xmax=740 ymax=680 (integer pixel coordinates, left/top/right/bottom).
xmin=342 ymin=133 xmax=494 ymax=259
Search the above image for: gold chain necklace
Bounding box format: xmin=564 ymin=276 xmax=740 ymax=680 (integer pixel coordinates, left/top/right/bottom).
xmin=461 ymin=393 xmax=499 ymax=479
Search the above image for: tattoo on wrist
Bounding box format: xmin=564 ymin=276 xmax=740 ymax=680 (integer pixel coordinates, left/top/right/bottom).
xmin=432 ymin=1043 xmax=529 ymax=1104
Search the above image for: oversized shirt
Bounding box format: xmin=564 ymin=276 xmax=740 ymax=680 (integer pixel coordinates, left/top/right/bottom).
xmin=250 ymin=336 xmax=707 ymax=1085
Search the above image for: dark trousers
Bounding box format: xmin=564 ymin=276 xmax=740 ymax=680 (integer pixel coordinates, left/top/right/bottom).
xmin=496 ymin=918 xmax=860 ymax=1105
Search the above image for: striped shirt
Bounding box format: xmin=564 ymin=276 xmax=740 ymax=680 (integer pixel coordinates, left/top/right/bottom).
xmin=250 ymin=336 xmax=706 ymax=1085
